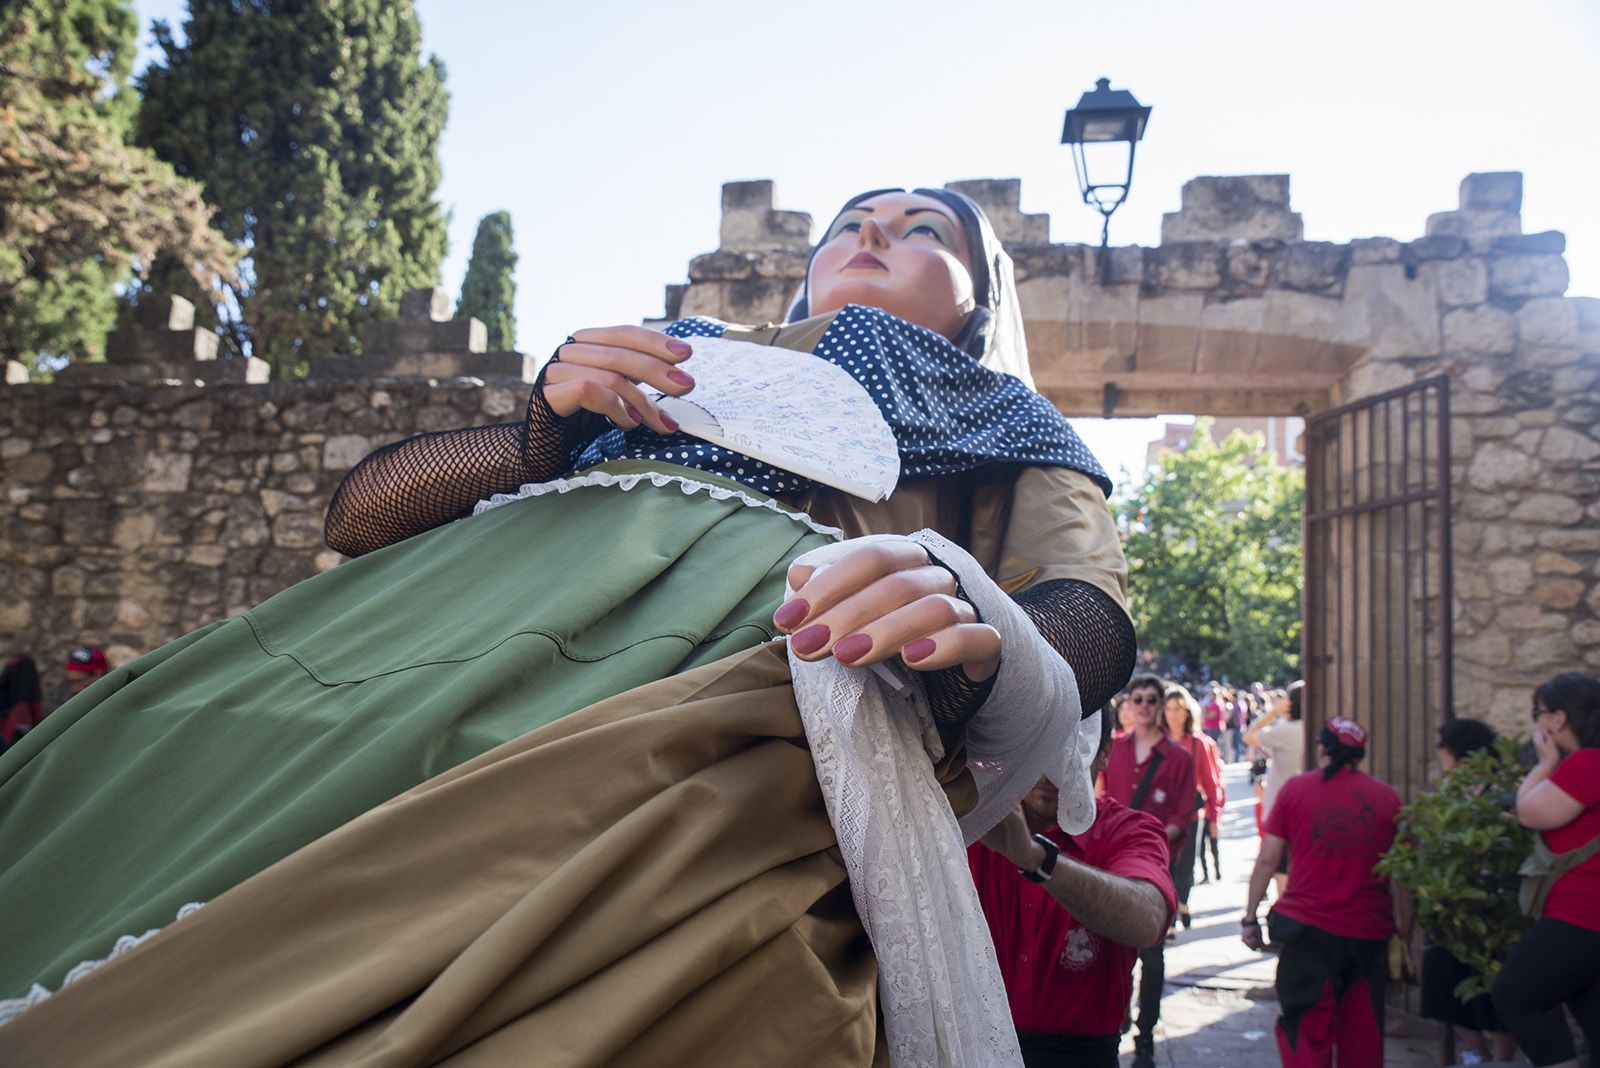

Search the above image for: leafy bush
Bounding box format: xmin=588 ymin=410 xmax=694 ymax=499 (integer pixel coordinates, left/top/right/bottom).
xmin=1377 ymin=739 xmax=1533 ymax=1000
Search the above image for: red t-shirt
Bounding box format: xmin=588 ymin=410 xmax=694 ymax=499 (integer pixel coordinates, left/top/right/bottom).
xmin=1264 ymin=767 xmax=1401 ymax=941
xmin=1544 ymin=747 xmax=1600 ymax=932
xmin=969 ymin=797 xmax=1176 ymax=1036
xmin=1103 ymin=733 xmax=1196 ymax=843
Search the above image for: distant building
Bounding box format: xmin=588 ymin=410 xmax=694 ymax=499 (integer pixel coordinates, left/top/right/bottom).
xmin=1145 ymin=416 xmax=1305 ymax=470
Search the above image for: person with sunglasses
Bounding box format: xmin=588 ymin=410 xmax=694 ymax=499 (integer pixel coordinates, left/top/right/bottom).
xmin=1101 ymin=673 xmax=1195 ymax=1067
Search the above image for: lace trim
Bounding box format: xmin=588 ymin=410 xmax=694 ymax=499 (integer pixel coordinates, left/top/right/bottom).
xmin=472 ymin=467 xmax=844 ymax=539
xmin=0 ymin=902 xmax=205 ymax=1027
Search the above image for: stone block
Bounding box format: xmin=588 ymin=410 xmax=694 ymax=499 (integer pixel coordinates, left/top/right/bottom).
xmin=132 ymin=294 xmax=196 ymax=330
xmin=1224 ymin=241 xmax=1277 ymax=291
xmin=1494 ymin=231 xmax=1565 ymax=255
xmin=719 ymin=181 xmax=812 ymax=251
xmin=1489 ymin=255 xmax=1569 ymax=299
xmin=676 ymin=283 xmax=725 ymax=320
xmin=1517 ymin=298 xmax=1581 ymax=346
xmin=1509 ymin=493 xmax=1584 ymax=525
xmin=723 ymin=278 xmax=792 ymax=325
xmin=1279 ymin=242 xmax=1348 ymax=294
xmin=399 ymin=287 xmax=450 ymax=322
xmin=271 ymin=511 xmax=324 ymax=550
xmin=660 ymin=284 xmax=687 ymax=321
xmin=945 ymin=179 xmax=1050 ymax=244
xmin=1540 ymin=427 xmax=1600 ymax=464
xmin=1488 ymin=557 xmax=1534 ymax=596
xmin=1442 ymin=307 xmax=1516 ymax=354
xmin=105 ymin=328 xmax=220 ymax=364
xmin=752 ymin=249 xmax=810 ymax=280
xmin=1534 ymin=552 xmax=1584 ymax=576
xmin=1342 ymin=264 xmax=1441 ymax=359
xmin=1425 ymin=210 xmax=1520 ymax=239
xmin=1515 ymin=631 xmax=1577 ymax=669
xmin=1349 ymin=238 xmax=1400 ymax=265
xmin=1466 ymin=442 xmax=1539 ymax=492
xmin=1144 ymin=242 xmax=1223 ymax=289
xmin=688 ymin=251 xmax=754 ymax=282
xmin=307 ymin=351 xmax=533 ymax=384
xmin=1133 ymin=293 xmax=1203 ymax=373
xmin=1425 ymin=259 xmax=1487 ymax=307
xmin=1572 ymin=620 xmax=1600 ymax=648
xmin=1160 ymin=175 xmax=1303 ymax=243
xmin=1535 ymin=578 xmax=1586 ymax=610
xmin=55 ymin=357 xmax=269 ymax=384
xmin=1460 ymin=172 xmax=1523 ymax=213
xmin=322 ymin=434 xmax=371 ymax=471
xmin=141 ymin=452 xmax=193 ymax=493
xmin=361 ymin=317 xmax=488 ymax=356
xmin=1403 ymin=236 xmax=1467 ymax=263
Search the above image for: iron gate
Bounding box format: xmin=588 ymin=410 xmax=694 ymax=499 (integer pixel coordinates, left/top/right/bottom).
xmin=1303 ymin=375 xmax=1453 ymax=798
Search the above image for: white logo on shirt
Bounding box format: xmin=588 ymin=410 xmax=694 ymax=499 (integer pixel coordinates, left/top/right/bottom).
xmin=1152 ymin=788 xmax=1167 ymax=805
xmin=1059 ymin=925 xmax=1099 ymax=971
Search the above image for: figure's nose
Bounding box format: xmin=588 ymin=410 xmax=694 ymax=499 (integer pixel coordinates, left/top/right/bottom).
xmin=856 ymin=217 xmax=889 ymax=250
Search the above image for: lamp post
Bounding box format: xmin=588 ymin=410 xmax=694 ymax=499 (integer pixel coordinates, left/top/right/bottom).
xmin=1061 ymin=77 xmax=1152 ymax=250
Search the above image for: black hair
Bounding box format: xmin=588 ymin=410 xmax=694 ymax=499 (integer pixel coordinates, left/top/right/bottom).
xmin=787 ymin=187 xmax=998 ymax=361
xmin=1286 ymin=680 xmax=1304 ymax=722
xmin=1437 ymin=717 xmax=1497 ymax=761
xmin=1534 ymin=672 xmax=1600 ymax=749
xmin=1097 ymin=701 xmax=1116 ymax=758
xmin=1318 ymin=724 xmax=1364 ymax=780
xmin=1125 ymin=674 xmax=1165 ymax=699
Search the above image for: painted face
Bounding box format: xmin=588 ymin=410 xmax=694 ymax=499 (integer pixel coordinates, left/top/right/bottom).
xmin=806 ymin=191 xmax=976 ymax=339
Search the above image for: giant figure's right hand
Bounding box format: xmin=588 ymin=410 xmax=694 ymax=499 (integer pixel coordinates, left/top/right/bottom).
xmin=542 ymin=326 xmax=697 ymax=435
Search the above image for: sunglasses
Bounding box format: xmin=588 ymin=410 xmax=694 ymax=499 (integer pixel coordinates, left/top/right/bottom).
xmin=1126 ymin=694 xmax=1160 ymax=705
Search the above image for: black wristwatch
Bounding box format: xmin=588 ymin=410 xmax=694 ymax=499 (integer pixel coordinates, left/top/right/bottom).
xmin=1020 ymin=833 xmax=1060 ymax=883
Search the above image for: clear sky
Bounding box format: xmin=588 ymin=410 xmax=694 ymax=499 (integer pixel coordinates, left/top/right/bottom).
xmin=131 ymin=0 xmax=1600 ymax=481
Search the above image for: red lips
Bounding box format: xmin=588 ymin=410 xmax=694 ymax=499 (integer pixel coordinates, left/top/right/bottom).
xmin=843 ymin=252 xmax=888 ymax=270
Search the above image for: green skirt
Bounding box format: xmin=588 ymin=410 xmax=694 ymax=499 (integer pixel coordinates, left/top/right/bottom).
xmin=0 ymin=461 xmax=836 ymax=996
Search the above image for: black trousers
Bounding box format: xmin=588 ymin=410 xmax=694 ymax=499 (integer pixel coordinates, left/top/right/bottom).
xmin=1134 ymin=837 xmax=1186 ymax=1038
xmin=1492 ymin=917 xmax=1600 ymax=1066
xmin=1016 ymin=1029 xmax=1119 ymax=1067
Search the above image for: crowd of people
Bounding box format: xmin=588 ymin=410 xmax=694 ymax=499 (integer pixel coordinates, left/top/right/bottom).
xmin=0 ymin=646 xmax=107 ymax=753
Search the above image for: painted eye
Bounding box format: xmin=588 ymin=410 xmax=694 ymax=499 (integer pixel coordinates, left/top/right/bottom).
xmin=906 ymin=224 xmax=950 ymax=245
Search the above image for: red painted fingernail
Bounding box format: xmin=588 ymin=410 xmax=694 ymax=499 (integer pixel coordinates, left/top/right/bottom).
xmin=666 ymin=340 xmax=692 ymax=356
xmin=660 ymin=411 xmax=681 ymax=432
xmin=832 ymin=633 xmax=873 ymax=665
xmin=667 ymin=369 xmax=695 ymax=388
xmin=791 ymin=624 xmax=830 ymax=656
xmin=624 ymin=404 xmax=642 ymax=424
xmin=773 ymin=599 xmax=808 ymax=630
xmin=902 ymin=638 xmax=937 ymax=663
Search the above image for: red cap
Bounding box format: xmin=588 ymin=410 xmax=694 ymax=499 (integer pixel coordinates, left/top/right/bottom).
xmin=66 ymin=645 xmax=109 ymax=675
xmin=1324 ymin=716 xmax=1367 ymax=749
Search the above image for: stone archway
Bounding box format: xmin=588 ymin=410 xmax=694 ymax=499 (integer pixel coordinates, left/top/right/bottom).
xmin=667 ymin=174 xmax=1600 ymax=789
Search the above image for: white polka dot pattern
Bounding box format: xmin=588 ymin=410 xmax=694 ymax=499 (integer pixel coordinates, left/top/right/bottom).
xmin=576 ymin=306 xmax=1111 ymax=497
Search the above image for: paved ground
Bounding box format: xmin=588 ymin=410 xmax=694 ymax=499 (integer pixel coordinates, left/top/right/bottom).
xmin=1115 ymin=760 xmax=1445 ymax=1067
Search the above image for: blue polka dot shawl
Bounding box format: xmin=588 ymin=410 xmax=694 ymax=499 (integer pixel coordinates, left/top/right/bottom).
xmin=577 ymin=304 xmax=1111 ymax=498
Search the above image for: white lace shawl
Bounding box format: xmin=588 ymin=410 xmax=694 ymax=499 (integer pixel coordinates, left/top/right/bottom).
xmin=787 ymin=531 xmax=1100 ymax=1067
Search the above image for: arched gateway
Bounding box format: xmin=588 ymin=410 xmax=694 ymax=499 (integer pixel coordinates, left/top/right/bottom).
xmin=655 ymin=175 xmax=1599 ymax=794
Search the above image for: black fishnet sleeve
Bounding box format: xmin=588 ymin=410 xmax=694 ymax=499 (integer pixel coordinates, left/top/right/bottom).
xmin=324 ymin=362 xmax=607 ymax=557
xmin=923 ymin=578 xmax=1137 ymax=731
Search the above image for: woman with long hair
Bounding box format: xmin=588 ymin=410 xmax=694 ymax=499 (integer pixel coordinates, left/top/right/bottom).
xmin=1492 ymin=673 xmax=1600 ymax=1068
xmin=1162 ymin=683 xmax=1225 ymax=928
xmin=0 ymin=188 xmax=1135 ymax=1065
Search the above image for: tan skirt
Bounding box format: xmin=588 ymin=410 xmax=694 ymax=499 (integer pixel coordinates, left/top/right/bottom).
xmin=0 ymin=643 xmax=895 ymax=1067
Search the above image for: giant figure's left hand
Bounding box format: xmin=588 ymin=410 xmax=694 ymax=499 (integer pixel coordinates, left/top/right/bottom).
xmin=773 ymin=540 xmax=1002 ymax=681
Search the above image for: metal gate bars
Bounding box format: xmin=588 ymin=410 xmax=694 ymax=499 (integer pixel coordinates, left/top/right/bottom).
xmin=1303 ymin=375 xmax=1453 ymax=798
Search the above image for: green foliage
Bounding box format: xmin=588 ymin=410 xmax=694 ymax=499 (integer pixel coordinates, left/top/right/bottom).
xmin=0 ymin=0 xmax=234 ymax=375
xmin=1377 ymin=740 xmax=1532 ymax=1001
xmin=133 ymin=0 xmax=449 ymax=376
xmin=456 ymin=210 xmax=517 ymax=351
xmin=1114 ymin=420 xmax=1304 ymax=683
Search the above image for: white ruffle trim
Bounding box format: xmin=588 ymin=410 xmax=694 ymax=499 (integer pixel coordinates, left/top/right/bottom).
xmin=473 ymin=468 xmax=843 ymax=539
xmin=0 ymin=901 xmax=205 ymax=1027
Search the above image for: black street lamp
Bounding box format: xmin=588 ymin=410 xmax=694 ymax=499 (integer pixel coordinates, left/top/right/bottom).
xmin=1061 ymin=77 xmax=1152 ymax=249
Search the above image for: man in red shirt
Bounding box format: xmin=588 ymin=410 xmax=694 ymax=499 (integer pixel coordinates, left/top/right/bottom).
xmin=1101 ymin=674 xmax=1195 ymax=1068
xmin=1241 ymin=716 xmax=1402 ymax=1067
xmin=970 ymin=707 xmax=1176 ymax=1067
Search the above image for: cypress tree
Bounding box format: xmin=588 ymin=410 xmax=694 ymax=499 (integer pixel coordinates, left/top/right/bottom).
xmin=456 ymin=211 xmax=517 ymax=351
xmin=0 ymin=0 xmax=232 ymax=374
xmin=134 ymin=0 xmax=449 ymax=375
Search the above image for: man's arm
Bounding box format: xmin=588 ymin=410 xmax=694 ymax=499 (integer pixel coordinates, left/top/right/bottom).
xmin=983 ymin=811 xmax=1170 ymax=949
xmin=1240 ymin=834 xmax=1286 ymax=950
